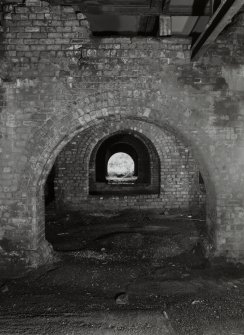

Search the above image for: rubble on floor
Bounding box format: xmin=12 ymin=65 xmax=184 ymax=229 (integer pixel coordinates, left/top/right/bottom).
xmin=1 ymin=209 xmax=244 ymax=335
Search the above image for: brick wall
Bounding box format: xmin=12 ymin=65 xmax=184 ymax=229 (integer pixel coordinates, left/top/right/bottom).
xmin=0 ymin=0 xmax=243 ymax=275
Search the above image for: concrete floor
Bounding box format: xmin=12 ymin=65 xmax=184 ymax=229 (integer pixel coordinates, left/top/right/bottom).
xmin=1 ymin=209 xmax=244 ymax=335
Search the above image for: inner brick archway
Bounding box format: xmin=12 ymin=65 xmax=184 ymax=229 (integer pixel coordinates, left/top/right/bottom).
xmin=89 ymin=130 xmax=160 ymax=195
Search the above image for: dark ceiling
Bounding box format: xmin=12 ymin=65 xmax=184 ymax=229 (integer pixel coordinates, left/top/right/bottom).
xmin=49 ymin=0 xmax=213 ymax=36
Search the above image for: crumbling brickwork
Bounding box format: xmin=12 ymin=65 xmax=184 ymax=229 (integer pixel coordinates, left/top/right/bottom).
xmin=0 ymin=0 xmax=244 ymax=275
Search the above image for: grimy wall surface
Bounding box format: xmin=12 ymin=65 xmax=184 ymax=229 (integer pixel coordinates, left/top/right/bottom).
xmin=0 ymin=0 xmax=244 ymax=275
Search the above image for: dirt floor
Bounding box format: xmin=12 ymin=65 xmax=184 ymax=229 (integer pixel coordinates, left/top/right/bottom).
xmin=1 ymin=208 xmax=244 ymax=335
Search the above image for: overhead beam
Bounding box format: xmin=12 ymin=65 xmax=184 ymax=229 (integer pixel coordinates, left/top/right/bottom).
xmin=49 ymin=0 xmax=211 ymax=16
xmin=191 ymin=0 xmax=244 ymax=60
xmin=75 ymin=5 xmax=162 ymax=16
xmin=165 ymin=5 xmax=211 ymax=16
xmin=49 ymin=0 xmax=162 ymax=15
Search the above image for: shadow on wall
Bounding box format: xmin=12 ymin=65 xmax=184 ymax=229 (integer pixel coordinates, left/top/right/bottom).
xmin=87 ymin=14 xmax=159 ymax=36
xmin=45 ymin=165 xmax=56 ymax=206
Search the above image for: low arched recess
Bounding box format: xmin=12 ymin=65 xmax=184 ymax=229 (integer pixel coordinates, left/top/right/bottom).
xmin=89 ymin=130 xmax=160 ymax=195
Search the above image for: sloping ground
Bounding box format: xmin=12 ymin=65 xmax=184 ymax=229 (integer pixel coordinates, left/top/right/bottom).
xmin=0 ymin=311 xmax=174 ymax=335
xmin=1 ymin=209 xmax=244 ymax=335
xmin=1 ymin=253 xmax=244 ymax=335
xmin=45 ymin=208 xmax=206 ymax=260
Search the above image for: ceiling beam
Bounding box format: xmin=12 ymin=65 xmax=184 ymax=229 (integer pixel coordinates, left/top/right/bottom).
xmin=77 ymin=5 xmax=161 ymax=16
xmin=49 ymin=0 xmax=211 ymax=16
xmin=165 ymin=5 xmax=211 ymax=16
xmin=191 ymin=0 xmax=244 ymax=60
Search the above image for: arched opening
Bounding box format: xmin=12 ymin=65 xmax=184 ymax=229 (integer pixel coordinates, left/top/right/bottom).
xmin=89 ymin=130 xmax=159 ymax=195
xmin=106 ymin=152 xmax=137 ymax=184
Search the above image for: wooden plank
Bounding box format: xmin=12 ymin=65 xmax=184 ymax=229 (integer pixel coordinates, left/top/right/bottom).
xmin=191 ymin=0 xmax=244 ymax=60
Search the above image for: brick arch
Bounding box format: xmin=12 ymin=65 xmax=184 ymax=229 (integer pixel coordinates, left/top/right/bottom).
xmin=20 ymin=94 xmax=214 ymax=193
xmin=91 ymin=131 xmax=154 ymax=185
xmin=54 ymin=118 xmax=203 ymax=211
xmin=18 ymin=107 xmax=217 ymax=265
xmin=69 ymin=127 xmax=161 ymax=197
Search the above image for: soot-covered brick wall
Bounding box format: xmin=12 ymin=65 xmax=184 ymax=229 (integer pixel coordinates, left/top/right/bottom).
xmin=53 ymin=118 xmax=203 ymax=211
xmin=0 ymin=0 xmax=244 ymax=275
